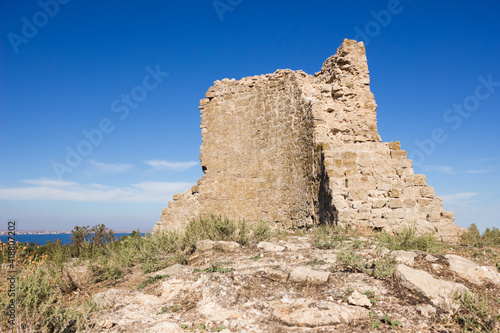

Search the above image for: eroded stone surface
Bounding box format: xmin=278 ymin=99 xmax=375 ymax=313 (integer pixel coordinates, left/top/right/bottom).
xmin=393 ymin=250 xmax=418 ymax=266
xmin=257 ymin=241 xmax=286 ymax=252
xmin=445 ymin=254 xmax=500 ymax=286
xmin=154 ymin=264 xmax=186 ymax=277
xmin=270 ymin=298 xmax=369 ymax=327
xmin=395 ymin=264 xmax=468 ymax=310
xmin=289 ymin=267 xmax=330 ymax=285
xmin=416 ymin=304 xmax=437 ymax=318
xmin=92 ymin=235 xmax=500 ymax=332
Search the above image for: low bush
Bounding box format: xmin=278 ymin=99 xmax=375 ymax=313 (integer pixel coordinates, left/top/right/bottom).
xmin=0 ymin=259 xmax=98 ymax=332
xmin=454 ymin=290 xmax=497 ymax=332
xmin=460 ymin=224 xmax=500 ymax=248
xmin=313 ymin=223 xmax=352 ymax=249
xmin=378 ymin=225 xmax=440 ymax=253
xmin=0 ymin=216 xmax=276 ymax=330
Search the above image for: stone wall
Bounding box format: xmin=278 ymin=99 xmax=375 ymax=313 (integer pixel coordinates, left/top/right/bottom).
xmin=197 ymin=71 xmax=317 ymax=229
xmin=153 ymin=39 xmax=462 ymax=240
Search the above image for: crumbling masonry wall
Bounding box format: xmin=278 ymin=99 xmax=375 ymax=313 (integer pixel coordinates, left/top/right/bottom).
xmin=153 ymin=39 xmax=462 ymax=240
xmin=197 ymin=72 xmax=318 ymax=228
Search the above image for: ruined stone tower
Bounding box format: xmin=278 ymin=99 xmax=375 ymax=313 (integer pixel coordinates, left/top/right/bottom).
xmin=153 ymin=39 xmax=462 ymax=240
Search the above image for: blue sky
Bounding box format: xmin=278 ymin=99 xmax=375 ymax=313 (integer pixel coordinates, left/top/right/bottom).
xmin=1 ymin=0 xmax=499 ymax=232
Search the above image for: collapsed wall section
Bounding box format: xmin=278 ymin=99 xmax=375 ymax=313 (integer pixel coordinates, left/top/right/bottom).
xmin=321 ymin=141 xmax=459 ymax=239
xmin=306 ymin=39 xmax=461 ymax=240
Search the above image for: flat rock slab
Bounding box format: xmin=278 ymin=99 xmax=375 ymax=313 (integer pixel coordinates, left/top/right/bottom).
xmin=94 ymin=289 xmax=162 ymax=310
xmin=393 ymin=250 xmax=418 ymax=266
xmin=148 ymin=322 xmax=182 ymax=333
xmin=425 ymin=254 xmax=438 ymax=262
xmin=257 ymin=241 xmax=286 ymax=252
xmin=155 ymin=264 xmax=185 ymax=277
xmin=284 ymin=242 xmax=312 ymax=251
xmin=93 ymin=289 xmax=167 ymax=332
xmin=271 ymin=298 xmax=369 ymax=327
xmin=395 ymin=264 xmax=468 ymax=310
xmin=445 ymin=254 xmax=500 ymax=286
xmin=255 ymin=268 xmax=290 ymax=281
xmin=416 ymin=304 xmax=437 ymax=318
xmin=289 ymin=267 xmax=330 ymax=285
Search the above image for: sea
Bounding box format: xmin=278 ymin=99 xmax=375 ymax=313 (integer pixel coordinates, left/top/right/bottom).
xmin=0 ymin=233 xmax=141 ymax=246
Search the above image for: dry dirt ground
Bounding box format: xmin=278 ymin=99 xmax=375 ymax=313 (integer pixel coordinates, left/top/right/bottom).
xmin=69 ymin=233 xmax=500 ymax=333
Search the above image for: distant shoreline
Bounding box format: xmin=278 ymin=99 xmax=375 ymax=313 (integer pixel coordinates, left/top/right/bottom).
xmin=0 ymin=230 xmax=149 ymax=236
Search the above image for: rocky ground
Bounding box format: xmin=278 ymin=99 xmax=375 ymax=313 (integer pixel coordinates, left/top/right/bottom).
xmin=70 ymin=234 xmax=500 ymax=333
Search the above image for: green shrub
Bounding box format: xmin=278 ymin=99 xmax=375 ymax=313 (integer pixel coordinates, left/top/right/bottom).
xmin=460 ymin=224 xmax=500 ymax=248
xmin=252 ymin=221 xmax=272 ymax=242
xmin=313 ymin=223 xmax=351 ymax=249
xmin=371 ymin=314 xmax=402 ymax=330
xmin=338 ymin=248 xmax=366 ymax=273
xmin=193 ymin=262 xmax=234 ymax=274
xmin=89 ymin=259 xmax=124 ymax=283
xmin=0 ymin=260 xmax=97 ymax=332
xmin=378 ymin=225 xmax=440 ymax=253
xmin=371 ymin=251 xmax=397 ymax=279
xmin=454 ymin=290 xmax=497 ymax=332
xmin=182 ymin=215 xmax=264 ymax=252
xmin=138 ymin=275 xmax=168 ymax=289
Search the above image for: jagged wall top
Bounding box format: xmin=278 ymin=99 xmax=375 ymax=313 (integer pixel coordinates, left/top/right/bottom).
xmin=308 ymin=40 xmax=381 ymax=143
xmin=315 ymin=39 xmax=370 ymax=83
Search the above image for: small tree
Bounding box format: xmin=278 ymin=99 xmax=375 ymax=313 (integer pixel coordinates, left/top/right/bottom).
xmin=90 ymin=224 xmax=115 ymax=247
xmin=70 ymin=224 xmax=115 ymax=257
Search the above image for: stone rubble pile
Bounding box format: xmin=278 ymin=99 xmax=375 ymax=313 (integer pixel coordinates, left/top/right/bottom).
xmin=92 ymin=236 xmax=500 ymax=332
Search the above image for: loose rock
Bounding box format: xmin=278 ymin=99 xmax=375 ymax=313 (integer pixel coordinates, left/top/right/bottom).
xmin=289 ymin=267 xmax=330 ymax=285
xmin=445 ymin=254 xmax=500 ymax=286
xmin=395 ymin=264 xmax=468 ymax=310
xmin=348 ymin=290 xmax=372 ymax=308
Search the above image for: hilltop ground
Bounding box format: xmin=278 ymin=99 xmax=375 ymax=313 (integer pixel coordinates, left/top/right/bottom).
xmin=1 ymin=218 xmax=499 ymax=332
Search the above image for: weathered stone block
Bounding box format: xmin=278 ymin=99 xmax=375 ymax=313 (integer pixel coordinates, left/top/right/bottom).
xmin=388 ymin=141 xmax=401 ymax=150
xmin=414 ymin=174 xmax=427 ymax=186
xmin=421 ymin=186 xmax=435 ymax=198
xmin=427 ymin=211 xmax=442 ymax=222
xmin=442 ymin=211 xmax=454 ymax=220
xmin=388 ymin=199 xmax=403 ymax=209
xmin=403 ymin=199 xmax=416 ymax=208
xmin=417 ymin=198 xmax=431 ymax=206
xmin=390 ymin=150 xmax=407 ymax=159
xmin=289 ymin=267 xmax=330 ymax=285
xmin=388 ymin=189 xmax=400 ymax=198
xmin=372 ymin=199 xmax=386 ymax=209
xmin=349 ymin=189 xmax=368 ymax=200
